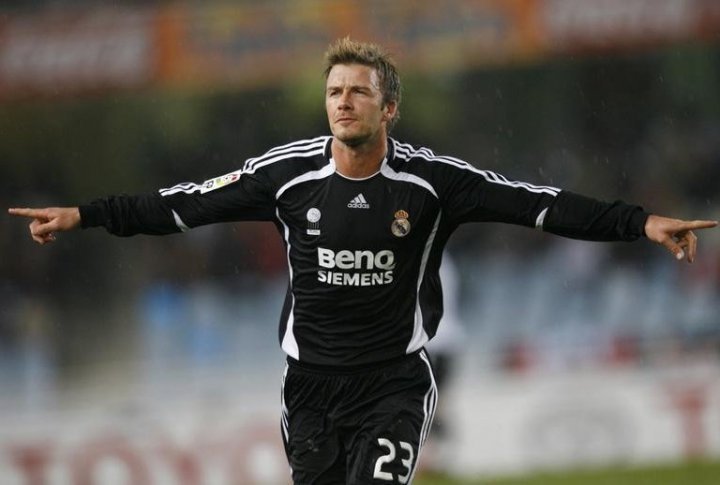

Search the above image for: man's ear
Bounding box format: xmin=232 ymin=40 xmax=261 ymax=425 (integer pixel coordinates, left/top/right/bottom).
xmin=383 ymin=101 xmax=398 ymax=123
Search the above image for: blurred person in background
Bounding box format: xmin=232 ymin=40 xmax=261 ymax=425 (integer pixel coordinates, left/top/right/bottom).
xmin=424 ymin=252 xmax=464 ymax=472
xmin=8 ymin=38 xmax=717 ymax=484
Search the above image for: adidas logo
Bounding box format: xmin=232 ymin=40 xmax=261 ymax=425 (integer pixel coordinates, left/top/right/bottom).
xmin=347 ymin=193 xmax=370 ymax=209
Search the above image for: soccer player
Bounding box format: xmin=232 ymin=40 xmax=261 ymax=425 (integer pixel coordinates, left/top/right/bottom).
xmin=8 ymin=38 xmax=717 ymax=484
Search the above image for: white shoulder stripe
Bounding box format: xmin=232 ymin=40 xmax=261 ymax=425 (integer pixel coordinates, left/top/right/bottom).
xmin=430 ymin=154 xmax=561 ymax=194
xmin=381 ymin=163 xmax=438 ymax=198
xmin=276 ymin=160 xmax=335 ymax=199
xmin=393 ymin=140 xmax=560 ymax=196
xmin=159 ymin=139 xmax=328 ymax=197
xmin=245 ymin=146 xmax=326 ymax=175
xmin=265 ymin=136 xmax=330 ymax=156
xmin=159 ymin=182 xmax=203 ymax=196
xmin=245 ymin=138 xmax=328 ymax=172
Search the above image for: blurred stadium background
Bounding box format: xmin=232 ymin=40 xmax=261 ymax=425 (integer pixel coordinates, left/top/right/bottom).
xmin=1 ymin=0 xmax=719 ymax=484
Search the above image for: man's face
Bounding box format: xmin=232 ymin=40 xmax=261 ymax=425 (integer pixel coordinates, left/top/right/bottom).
xmin=325 ymin=63 xmax=396 ymax=147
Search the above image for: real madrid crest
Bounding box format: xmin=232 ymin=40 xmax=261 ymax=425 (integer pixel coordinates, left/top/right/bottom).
xmin=391 ymin=210 xmax=411 ymax=237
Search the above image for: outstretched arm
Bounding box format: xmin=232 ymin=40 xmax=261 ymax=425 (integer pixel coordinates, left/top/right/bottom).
xmin=8 ymin=207 xmax=81 ymax=245
xmin=644 ymin=215 xmax=717 ymax=263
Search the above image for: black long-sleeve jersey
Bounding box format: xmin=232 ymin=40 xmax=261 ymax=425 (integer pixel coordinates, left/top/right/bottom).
xmin=80 ymin=136 xmax=649 ymax=367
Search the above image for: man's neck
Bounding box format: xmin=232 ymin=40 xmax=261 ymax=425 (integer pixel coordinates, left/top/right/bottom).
xmin=332 ymin=135 xmax=388 ymax=179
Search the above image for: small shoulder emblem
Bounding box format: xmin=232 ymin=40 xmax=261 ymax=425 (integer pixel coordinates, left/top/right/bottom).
xmin=200 ymin=170 xmax=241 ymax=194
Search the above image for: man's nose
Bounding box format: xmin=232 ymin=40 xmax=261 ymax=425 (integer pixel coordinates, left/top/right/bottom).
xmin=338 ymin=91 xmax=352 ymax=108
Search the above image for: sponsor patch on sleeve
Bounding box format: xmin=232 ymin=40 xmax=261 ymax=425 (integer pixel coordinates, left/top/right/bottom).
xmin=200 ymin=170 xmax=242 ymax=194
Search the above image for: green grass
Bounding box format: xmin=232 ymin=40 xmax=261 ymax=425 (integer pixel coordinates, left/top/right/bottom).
xmin=415 ymin=459 xmax=720 ymax=485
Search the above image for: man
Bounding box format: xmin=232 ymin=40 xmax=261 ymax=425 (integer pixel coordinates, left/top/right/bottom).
xmin=9 ymin=38 xmax=717 ymax=484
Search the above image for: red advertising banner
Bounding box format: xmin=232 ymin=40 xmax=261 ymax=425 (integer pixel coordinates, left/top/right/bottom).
xmin=0 ymin=1 xmax=531 ymax=98
xmin=154 ymin=2 xmax=339 ymax=90
xmin=0 ymin=0 xmax=717 ymax=99
xmin=534 ymin=0 xmax=720 ymax=54
xmin=157 ymin=0 xmax=532 ymax=90
xmin=0 ymin=8 xmax=158 ymax=99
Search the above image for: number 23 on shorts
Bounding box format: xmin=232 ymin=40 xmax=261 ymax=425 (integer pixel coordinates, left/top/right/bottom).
xmin=373 ymin=438 xmax=415 ymax=483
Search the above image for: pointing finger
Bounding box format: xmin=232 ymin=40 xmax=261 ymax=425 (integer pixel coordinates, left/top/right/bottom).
xmin=8 ymin=208 xmax=48 ymax=219
xmin=679 ymin=220 xmax=718 ymax=231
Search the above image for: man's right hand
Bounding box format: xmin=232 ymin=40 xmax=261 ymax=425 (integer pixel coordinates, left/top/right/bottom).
xmin=644 ymin=214 xmax=718 ymax=263
xmin=8 ymin=207 xmax=81 ymax=245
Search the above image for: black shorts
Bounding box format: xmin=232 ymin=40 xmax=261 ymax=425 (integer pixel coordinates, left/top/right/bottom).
xmin=280 ymin=349 xmax=437 ymax=485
